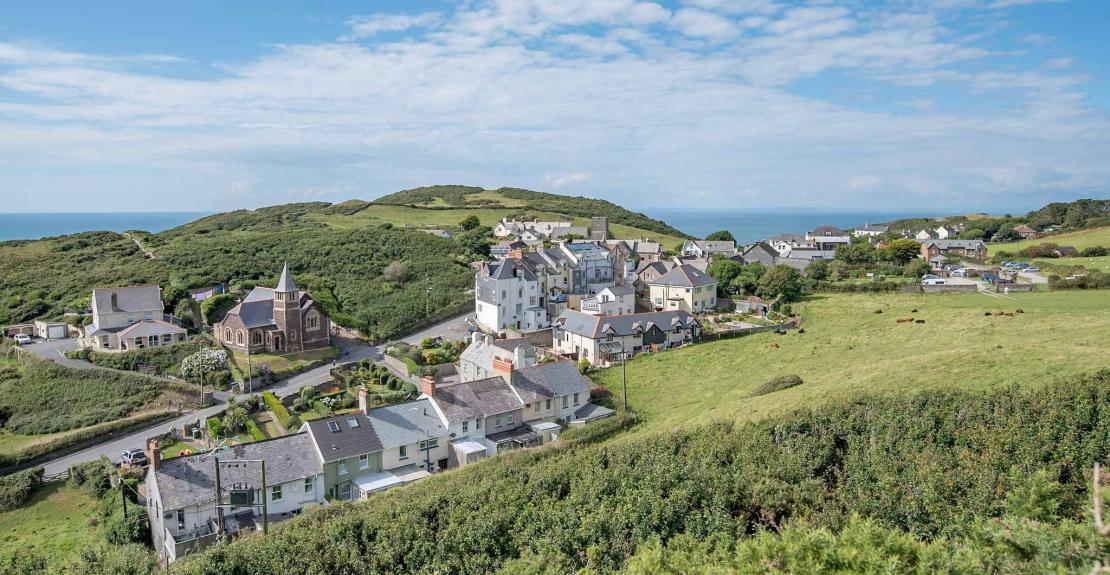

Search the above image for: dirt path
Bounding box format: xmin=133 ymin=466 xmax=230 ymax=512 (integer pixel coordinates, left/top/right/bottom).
xmin=123 ymin=232 xmax=156 ymax=259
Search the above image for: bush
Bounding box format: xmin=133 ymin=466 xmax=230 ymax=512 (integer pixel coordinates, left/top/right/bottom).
xmin=750 ymin=374 xmax=803 ymax=397
xmin=578 ymin=358 xmax=591 ymax=374
xmin=68 ymin=457 xmax=114 ymax=499
xmin=1081 ymin=246 xmax=1108 ymax=257
xmin=262 ymin=391 xmax=298 ymax=430
xmin=0 ymin=466 xmax=44 ymax=511
xmin=244 ymin=417 xmax=266 ymax=441
xmin=64 ymin=336 xmax=222 ymax=377
xmin=0 ymin=410 xmax=180 ymax=470
xmin=207 ymin=416 xmax=224 ymax=439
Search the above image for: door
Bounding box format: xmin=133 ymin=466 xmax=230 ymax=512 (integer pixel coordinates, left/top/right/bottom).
xmin=47 ymin=325 xmax=66 ymax=339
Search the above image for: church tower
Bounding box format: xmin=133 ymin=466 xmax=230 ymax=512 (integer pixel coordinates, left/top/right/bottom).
xmin=272 ymin=262 xmax=303 ymax=353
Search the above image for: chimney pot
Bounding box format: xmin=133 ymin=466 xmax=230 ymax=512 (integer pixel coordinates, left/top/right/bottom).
xmin=420 ymin=375 xmax=436 ymax=397
xmin=147 ymin=438 xmax=161 ymax=471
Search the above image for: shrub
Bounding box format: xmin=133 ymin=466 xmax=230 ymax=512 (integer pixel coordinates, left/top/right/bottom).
xmin=207 ymin=416 xmax=224 ymax=439
xmin=0 ymin=410 xmax=179 ymax=470
xmin=221 ymin=405 xmax=248 ymax=435
xmin=0 ymin=466 xmax=44 ymax=511
xmin=68 ymin=457 xmax=114 ymax=499
xmin=751 ymin=375 xmax=803 ymax=397
xmin=1081 ymin=246 xmax=1108 ymax=257
xmin=244 ymin=417 xmax=266 ymax=441
xmin=578 ymin=357 xmax=591 ymax=374
xmin=262 ymin=391 xmax=298 ymax=430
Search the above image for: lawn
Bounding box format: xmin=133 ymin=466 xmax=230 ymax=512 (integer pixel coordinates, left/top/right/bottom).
xmin=0 ymin=482 xmax=99 ymax=566
xmin=230 ymin=346 xmax=339 ymax=380
xmin=1033 ymin=255 xmax=1110 ymax=274
xmin=592 ymin=290 xmax=1110 ymax=432
xmin=995 ymin=224 xmax=1110 ymax=252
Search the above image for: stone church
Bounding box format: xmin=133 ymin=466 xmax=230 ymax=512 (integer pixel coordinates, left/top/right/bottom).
xmin=215 ymin=263 xmax=331 ymax=354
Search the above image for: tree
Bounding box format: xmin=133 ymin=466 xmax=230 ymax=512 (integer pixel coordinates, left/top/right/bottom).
xmin=459 ymin=215 xmax=481 ymax=231
xmin=456 ymin=228 xmax=491 ymax=258
xmin=905 ymin=260 xmax=932 ymax=280
xmin=961 ymin=228 xmax=985 ymax=240
xmin=180 ymin=349 xmax=229 ymax=385
xmin=707 ymin=259 xmax=744 ymax=291
xmin=993 ymin=227 xmax=1021 ymax=242
xmin=828 ymin=260 xmax=848 ymax=281
xmin=705 ymin=230 xmax=736 ymax=243
xmin=835 ymin=243 xmax=872 ymax=265
xmin=887 ymin=239 xmax=921 ymax=265
xmin=730 ymin=263 xmax=766 ymax=296
xmin=756 ymin=265 xmax=803 ymax=302
xmin=805 ymin=259 xmax=829 ymax=281
xmin=221 ymin=405 xmax=248 ymax=435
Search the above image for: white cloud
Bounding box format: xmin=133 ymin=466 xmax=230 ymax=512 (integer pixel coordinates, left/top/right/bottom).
xmin=548 ymin=172 xmax=592 ymax=189
xmin=671 ymin=8 xmax=741 ymax=38
xmin=344 ymin=12 xmax=442 ymax=39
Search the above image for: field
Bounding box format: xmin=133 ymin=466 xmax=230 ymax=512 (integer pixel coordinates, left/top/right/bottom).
xmin=1033 ymin=255 xmax=1110 ymax=274
xmin=0 ymin=482 xmax=98 ymax=566
xmin=593 ymin=290 xmax=1110 ymax=431
xmin=229 ymin=346 xmax=339 ymax=381
xmin=995 ymin=224 xmax=1110 ymax=252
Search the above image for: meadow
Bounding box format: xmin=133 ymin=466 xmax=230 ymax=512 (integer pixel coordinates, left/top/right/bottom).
xmin=593 ymin=290 xmax=1110 ymax=431
xmin=0 ymin=482 xmax=98 ymax=565
xmin=996 ymin=224 xmax=1110 ymax=252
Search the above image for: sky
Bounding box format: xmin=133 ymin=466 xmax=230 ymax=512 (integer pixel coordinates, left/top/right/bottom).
xmin=0 ymin=0 xmax=1108 ymax=213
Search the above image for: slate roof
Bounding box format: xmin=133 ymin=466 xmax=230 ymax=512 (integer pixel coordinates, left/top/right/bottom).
xmin=152 ymin=433 xmax=321 ymax=511
xmin=637 ymin=260 xmax=674 ymax=275
xmin=116 ymin=320 xmax=186 ymax=338
xmin=275 ymin=262 xmax=297 ymax=292
xmin=650 ymin=264 xmax=717 ymax=288
xmin=769 ymin=233 xmax=805 ymax=243
xmin=601 ymin=284 xmax=635 ymax=297
xmin=92 ymin=286 xmax=163 ymax=314
xmin=744 ymin=242 xmax=778 ymax=259
xmin=509 ymin=361 xmax=592 ymax=404
xmin=304 ymin=412 xmax=384 ymax=463
xmin=554 ymin=309 xmax=698 ymax=339
xmin=430 ymin=376 xmax=521 ymax=423
xmin=855 ymin=224 xmax=889 ymax=232
xmin=921 ymin=239 xmax=986 ymax=250
xmin=487 ymin=258 xmax=538 ymax=281
xmin=224 ymin=292 xmax=277 ymax=329
xmin=367 ymin=399 xmax=448 ymax=450
xmin=809 ymin=225 xmax=849 ymax=236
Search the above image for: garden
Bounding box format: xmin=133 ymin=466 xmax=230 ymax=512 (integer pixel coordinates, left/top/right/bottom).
xmin=320 ymin=359 xmax=420 ymax=413
xmin=383 ymin=338 xmax=464 ymax=377
xmin=65 ymin=334 xmax=231 ymax=382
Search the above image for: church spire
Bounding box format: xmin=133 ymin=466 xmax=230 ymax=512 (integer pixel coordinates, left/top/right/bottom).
xmin=275 ymin=262 xmax=297 ymax=293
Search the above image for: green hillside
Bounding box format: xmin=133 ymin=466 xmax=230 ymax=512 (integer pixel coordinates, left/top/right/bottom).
xmin=995 ymin=224 xmax=1110 ymax=253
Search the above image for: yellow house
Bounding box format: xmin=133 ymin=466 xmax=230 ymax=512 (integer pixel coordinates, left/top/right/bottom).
xmin=647 ymin=264 xmax=718 ymax=313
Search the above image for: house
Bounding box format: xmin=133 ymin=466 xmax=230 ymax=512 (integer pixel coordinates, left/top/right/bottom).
xmin=215 ymin=263 xmax=331 ymax=354
xmin=83 ymin=286 xmax=187 ymax=352
xmin=935 ymin=226 xmax=956 ymax=239
xmin=853 ymin=224 xmax=888 ymax=237
xmin=145 ymin=433 xmax=324 ymax=564
xmin=681 ymin=240 xmax=737 ymax=258
xmin=553 ymin=309 xmax=700 ymax=367
xmin=458 ymin=333 xmax=537 ymax=382
xmin=806 ymin=226 xmax=851 ymax=250
xmin=647 ymin=264 xmax=718 ymax=313
xmin=781 ymin=247 xmax=836 ymax=261
xmin=519 ymin=229 xmax=547 ymax=246
xmin=637 ymin=260 xmax=676 ymax=286
xmin=1013 ymin=224 xmax=1039 ymax=239
xmin=767 ymin=233 xmax=813 ymax=256
xmin=919 ymin=239 xmax=987 ymax=262
xmin=474 ymin=258 xmax=548 ymax=333
xmin=493 ymin=219 xmax=525 ymax=238
xmin=490 ymin=239 xmax=527 ymax=259
xmin=560 ymin=242 xmax=615 ymax=295
xmin=580 ymin=284 xmax=635 ymax=316
xmin=741 ymin=242 xmax=779 ymax=266
xmin=607 ymin=239 xmax=663 ymax=263
xmin=915 ymin=228 xmax=939 ymax=241
xmin=493 ymin=218 xmax=574 ymax=240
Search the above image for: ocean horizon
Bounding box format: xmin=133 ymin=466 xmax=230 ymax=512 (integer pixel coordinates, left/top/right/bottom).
xmin=0 ymin=212 xmax=211 ymax=242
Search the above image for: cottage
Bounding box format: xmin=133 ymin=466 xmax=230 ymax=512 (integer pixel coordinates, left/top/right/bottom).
xmin=853 ymin=224 xmax=888 ymax=237
xmin=1013 ymin=224 xmax=1039 ymax=239
xmin=681 ymin=240 xmax=737 ymax=258
xmin=580 ymin=284 xmax=636 ymax=317
xmin=805 ymin=226 xmax=851 ymax=251
xmin=458 ymin=333 xmax=537 ymax=382
xmin=215 ymin=263 xmax=331 ymax=354
xmin=83 ymin=286 xmax=187 ymax=352
xmin=647 ymin=264 xmax=718 ymax=313
xmin=919 ymin=239 xmax=987 ymax=262
xmin=553 ymin=309 xmax=699 ymax=367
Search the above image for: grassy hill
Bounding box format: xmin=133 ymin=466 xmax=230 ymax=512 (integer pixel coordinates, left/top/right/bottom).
xmin=0 ymin=189 xmax=685 ymax=339
xmin=594 ymin=290 xmax=1110 ymax=431
xmin=994 ymin=224 xmax=1110 ymax=253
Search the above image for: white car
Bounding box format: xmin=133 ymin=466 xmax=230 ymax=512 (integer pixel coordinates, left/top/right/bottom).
xmin=922 ymin=278 xmax=946 ymax=285
xmin=921 ymin=274 xmax=941 ymax=280
xmin=13 ymin=334 xmax=32 ymax=345
xmin=1024 ymin=267 xmax=1040 ymax=273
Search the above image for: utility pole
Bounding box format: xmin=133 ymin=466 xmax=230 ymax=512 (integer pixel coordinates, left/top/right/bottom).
xmin=213 ymin=456 xmax=224 ymax=542
xmin=260 ymin=460 xmax=268 ymax=535
xmin=119 ymin=472 xmax=128 ymax=521
xmin=246 ymin=344 xmax=253 ymax=395
xmin=621 ymin=350 xmax=628 ymax=417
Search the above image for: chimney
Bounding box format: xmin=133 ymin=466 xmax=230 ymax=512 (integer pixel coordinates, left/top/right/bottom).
xmin=421 ymin=375 xmax=437 ymax=397
xmin=147 ymin=438 xmax=161 ymax=471
xmin=507 ymin=248 xmax=524 ymax=260
xmin=471 ymin=331 xmax=483 ymax=345
xmin=511 ymin=264 xmax=518 ymax=278
xmin=492 ymin=356 xmax=514 ymax=383
xmin=484 ymin=334 xmax=492 ymax=346
xmin=513 ymin=346 xmax=527 ymax=368
xmin=358 ymin=385 xmax=370 ymax=414
xmin=110 ymin=292 xmax=119 ymax=311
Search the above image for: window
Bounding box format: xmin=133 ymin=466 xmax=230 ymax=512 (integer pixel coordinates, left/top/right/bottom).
xmin=476 ymin=418 xmax=482 ymax=429
xmin=328 ymin=421 xmax=340 ymax=433
xmin=534 ymin=402 xmax=540 ymax=414
xmin=545 ymin=399 xmax=551 ymax=410
xmin=148 ymin=335 xmax=158 ymax=347
xmin=347 ymin=417 xmax=360 ymax=429
xmin=359 ymin=454 xmax=369 ymax=469
xmin=144 ymin=311 xmax=153 ymax=321
xmin=236 ymin=330 xmax=244 ymax=345
xmin=162 ymin=334 xmax=173 ymax=343
xmin=507 ymin=414 xmax=514 ymax=425
xmin=304 ymin=477 xmax=314 ymax=493
xmin=573 ymin=393 xmax=580 ymax=406
xmin=606 ymin=333 xmax=613 ymax=341
xmin=252 ymin=331 xmax=263 ymax=345
xmin=224 ymin=328 xmax=232 ymax=341
xmin=338 ymin=461 xmax=348 ymax=475
xmin=462 ymin=420 xmax=469 ymax=433
xmin=339 ymin=483 xmax=352 ymax=500
xmin=271 ymin=485 xmax=282 ymax=501
xmin=306 ymin=311 xmax=320 ymax=330
xmin=127 ymin=313 xmax=135 ymax=324
xmin=419 ymin=438 xmax=439 ymax=450
xmin=399 ymin=445 xmax=408 ymax=459
xmin=562 ymin=396 xmax=569 ymax=408
xmin=495 ymin=416 xmax=502 ymax=429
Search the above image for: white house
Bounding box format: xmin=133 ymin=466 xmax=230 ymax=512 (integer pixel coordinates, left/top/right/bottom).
xmin=580 ymin=284 xmax=635 ymax=317
xmin=475 ymin=258 xmax=548 ymax=333
xmin=84 ymin=286 xmax=186 ymax=352
xmin=647 ymin=264 xmax=718 ymax=313
xmin=681 ymin=240 xmax=737 ymax=258
xmin=852 ymin=224 xmax=889 ymax=237
xmin=553 ymin=309 xmax=700 ymax=367
xmin=458 ymin=333 xmax=537 ymax=382
xmin=805 ymin=226 xmax=851 ymax=251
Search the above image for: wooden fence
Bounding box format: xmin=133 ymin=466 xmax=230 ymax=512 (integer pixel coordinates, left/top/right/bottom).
xmin=701 ymin=318 xmax=799 ymax=342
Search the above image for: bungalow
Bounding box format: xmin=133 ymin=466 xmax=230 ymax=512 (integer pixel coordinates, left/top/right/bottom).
xmin=852 ymin=224 xmax=888 ymax=237
xmin=919 ymin=239 xmax=987 ymax=262
xmin=805 ymin=226 xmax=851 ymax=251
xmin=83 ymin=286 xmax=187 ymax=352
xmin=681 ymin=240 xmax=737 ymax=258
xmin=1013 ymin=224 xmax=1039 ymax=239
xmin=647 ymin=264 xmax=718 ymax=313
xmin=145 ymin=433 xmax=324 ymax=564
xmin=552 ymin=309 xmax=699 ymax=367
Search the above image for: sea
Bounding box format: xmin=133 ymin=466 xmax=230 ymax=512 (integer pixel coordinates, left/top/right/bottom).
xmin=642 ymin=208 xmax=944 ymax=244
xmin=0 ymin=212 xmax=210 ymax=242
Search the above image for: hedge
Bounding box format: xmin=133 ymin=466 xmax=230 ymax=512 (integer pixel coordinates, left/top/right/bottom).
xmin=0 ymin=410 xmax=180 ymax=472
xmin=244 ymin=417 xmax=267 ymax=442
xmin=751 ymin=375 xmax=804 ymax=397
xmin=262 ymin=391 xmax=298 ymax=430
xmin=0 ymin=466 xmax=44 ymax=512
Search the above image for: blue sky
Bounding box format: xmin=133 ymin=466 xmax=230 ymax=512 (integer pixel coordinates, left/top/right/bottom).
xmin=0 ymin=0 xmax=1107 ymax=213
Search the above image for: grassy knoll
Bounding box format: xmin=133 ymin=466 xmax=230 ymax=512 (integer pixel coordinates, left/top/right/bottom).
xmin=229 ymin=346 xmax=339 ymax=380
xmin=0 ymin=482 xmax=98 ymax=566
xmin=593 ymin=290 xmax=1110 ymax=431
xmin=1033 ymin=255 xmax=1110 ymax=274
xmin=995 ymin=224 xmax=1110 ymax=252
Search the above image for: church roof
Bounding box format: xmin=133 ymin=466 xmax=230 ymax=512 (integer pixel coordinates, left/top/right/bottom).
xmin=275 ymin=262 xmax=297 ymax=292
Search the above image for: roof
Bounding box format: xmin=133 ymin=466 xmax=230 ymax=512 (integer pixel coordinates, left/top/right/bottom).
xmin=856 ymin=224 xmax=889 ymax=232
xmin=487 ymin=258 xmax=537 ymax=281
xmin=353 ymin=464 xmax=430 ymax=494
xmin=92 ymin=286 xmax=163 ymax=314
xmin=921 ymin=239 xmax=985 ymax=250
xmin=509 ymin=361 xmax=592 ymax=404
xmin=743 ymin=242 xmax=778 ymax=258
xmin=809 ymin=225 xmax=849 ymax=236
xmin=1014 ymin=224 xmax=1038 ymax=233
xmin=637 ymin=260 xmax=674 ymax=275
xmin=224 ymin=293 xmax=277 ymax=329
xmin=572 ymin=403 xmax=615 ymax=423
xmin=601 ymin=284 xmax=635 ymax=297
xmin=431 ymin=376 xmax=521 ymax=423
xmin=650 ymin=264 xmax=717 ymax=288
xmin=554 ymin=309 xmax=698 ymax=339
xmin=116 ymin=320 xmax=186 ymax=339
xmin=366 ymin=399 xmax=448 ymax=450
xmin=691 ymin=240 xmax=735 ymax=253
xmin=275 ymin=262 xmax=297 ymax=292
xmin=769 ymin=233 xmax=805 ymax=243
xmin=304 ymin=412 xmax=384 ymax=463
xmin=152 ymin=433 xmax=321 ymax=511
xmin=460 ymin=336 xmax=535 ymax=372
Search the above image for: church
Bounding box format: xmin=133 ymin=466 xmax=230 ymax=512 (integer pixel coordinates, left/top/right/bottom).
xmin=215 ymin=263 xmax=331 ymax=354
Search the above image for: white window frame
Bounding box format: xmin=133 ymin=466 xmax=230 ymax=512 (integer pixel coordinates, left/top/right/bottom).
xmin=359 ymin=454 xmax=369 ymax=470
xmin=271 ymin=484 xmax=282 ymax=502
xmin=337 ymin=461 xmax=348 ymax=475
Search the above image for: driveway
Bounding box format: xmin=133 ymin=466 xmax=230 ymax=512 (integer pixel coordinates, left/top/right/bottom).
xmin=401 ymin=312 xmax=474 ymax=345
xmin=1018 ymin=270 xmax=1049 ymax=284
xmin=21 ymin=337 xmax=87 ymax=369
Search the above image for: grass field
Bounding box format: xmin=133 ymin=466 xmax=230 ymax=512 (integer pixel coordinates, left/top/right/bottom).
xmin=230 ymin=346 xmax=339 ymax=380
xmin=1033 ymin=255 xmax=1110 ymax=274
xmin=995 ymin=224 xmax=1110 ymax=252
xmin=0 ymin=482 xmax=98 ymax=565
xmin=593 ymin=290 xmax=1110 ymax=431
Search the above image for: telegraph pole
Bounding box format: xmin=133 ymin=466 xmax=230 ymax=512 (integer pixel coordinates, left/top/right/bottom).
xmin=621 ymin=350 xmax=628 ymax=416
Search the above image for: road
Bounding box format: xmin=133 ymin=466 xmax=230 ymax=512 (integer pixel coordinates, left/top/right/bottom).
xmin=29 ymin=312 xmax=473 ymax=475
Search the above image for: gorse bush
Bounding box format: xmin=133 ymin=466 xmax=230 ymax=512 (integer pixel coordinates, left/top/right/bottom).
xmin=175 ymin=370 xmax=1110 ymax=575
xmin=751 ymin=374 xmax=803 ymax=397
xmin=66 ymin=336 xmax=223 ymax=377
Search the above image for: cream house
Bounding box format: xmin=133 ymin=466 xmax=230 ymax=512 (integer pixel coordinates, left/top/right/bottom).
xmin=647 ymin=264 xmax=717 ymax=313
xmin=553 ymin=309 xmax=700 ymax=367
xmin=84 ymin=286 xmax=187 ymax=352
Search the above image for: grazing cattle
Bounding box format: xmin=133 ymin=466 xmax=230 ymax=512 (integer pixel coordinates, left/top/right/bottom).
xmin=797 ymin=328 xmax=805 ymax=334
xmin=769 ymin=342 xmax=780 ymax=349
xmin=911 ymin=308 xmax=918 ymax=313
xmin=896 ymin=318 xmax=914 ymax=324
xmin=984 ymin=312 xmax=993 ymax=316
xmin=993 ymin=311 xmax=1005 ymax=316
xmin=914 ymin=319 xmax=925 ymax=324
xmin=1003 ymin=312 xmax=1014 ymax=317
xmin=1015 ymin=309 xmax=1024 ymax=314
xmin=873 ymin=309 xmax=883 ymax=314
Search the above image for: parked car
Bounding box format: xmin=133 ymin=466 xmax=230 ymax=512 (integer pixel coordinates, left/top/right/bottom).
xmin=13 ymin=334 xmax=32 ymax=345
xmin=1024 ymin=267 xmax=1040 ymax=273
xmin=922 ymin=278 xmax=946 ymax=285
xmin=951 ymin=268 xmax=968 ymax=277
xmin=922 ymin=274 xmax=941 ymax=280
xmin=119 ymin=448 xmax=148 ymax=468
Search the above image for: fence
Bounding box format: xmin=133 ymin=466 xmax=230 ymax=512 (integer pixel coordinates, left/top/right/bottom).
xmin=702 ymin=318 xmax=799 ymax=342
xmin=899 ymin=284 xmax=978 ymax=293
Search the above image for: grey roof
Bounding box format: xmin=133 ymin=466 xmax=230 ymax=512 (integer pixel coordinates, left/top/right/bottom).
xmin=744 ymin=242 xmax=778 ymax=258
xmin=696 ymin=240 xmax=736 ymax=252
xmin=809 ymin=225 xmax=849 ymax=236
xmin=921 ymin=239 xmax=985 ymax=250
xmin=367 ymin=399 xmax=447 ymax=450
xmin=650 ymin=264 xmax=717 ymax=288
xmin=460 ymin=336 xmax=535 ymax=372
xmin=304 ymin=412 xmax=384 ymax=463
xmin=509 ymin=361 xmax=591 ymax=404
xmin=554 ymin=309 xmax=698 ymax=339
xmin=601 ymin=284 xmax=635 ymax=297
xmin=487 ymin=258 xmax=537 ymax=281
xmin=769 ymin=233 xmax=805 ymax=243
xmin=637 ymin=260 xmax=674 ymax=275
xmin=521 ymin=251 xmax=557 ymax=275
xmin=855 ymin=224 xmax=889 ymax=232
xmin=92 ymin=286 xmax=163 ymax=314
xmin=225 ymin=292 xmax=277 ymax=329
xmin=431 ymin=376 xmax=521 ymax=423
xmin=152 ymin=433 xmax=321 ymax=511
xmin=115 ymin=320 xmax=186 ymax=338
xmin=573 ymin=403 xmax=615 ymax=422
xmin=275 ymin=262 xmax=297 ymax=293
